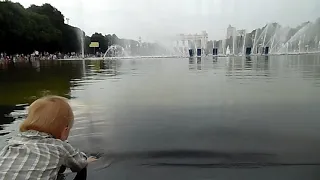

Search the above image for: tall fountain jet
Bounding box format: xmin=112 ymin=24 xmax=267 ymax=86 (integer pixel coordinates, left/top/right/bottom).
xmin=232 ymin=29 xmax=236 ymax=55
xmin=299 ymin=37 xmax=302 ymax=53
xmin=77 ymin=29 xmax=85 ymax=59
xmin=314 ymin=36 xmax=318 ymax=51
xmin=242 ymin=30 xmax=247 ymax=56
xmin=270 ymin=24 xmax=279 ymax=53
xmin=226 ymin=45 xmax=231 ymax=55
xmin=276 ymin=22 xmax=311 ymax=54
xmin=81 ymin=34 xmax=85 ymax=59
xmin=262 ymin=25 xmax=269 ymax=49
xmin=252 ymin=29 xmax=259 ymax=55
xmin=222 ymin=39 xmax=226 ymax=55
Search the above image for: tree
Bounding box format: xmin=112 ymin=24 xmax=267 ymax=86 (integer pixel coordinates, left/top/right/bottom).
xmin=90 ymin=33 xmax=108 ymax=53
xmin=0 ymin=1 xmax=169 ymax=56
xmin=28 ymin=4 xmax=64 ymax=28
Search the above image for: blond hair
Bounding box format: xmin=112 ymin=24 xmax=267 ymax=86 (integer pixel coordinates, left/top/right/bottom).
xmin=20 ymin=95 xmax=74 ymax=139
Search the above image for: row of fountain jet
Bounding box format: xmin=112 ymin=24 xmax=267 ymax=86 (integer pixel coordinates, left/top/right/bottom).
xmin=212 ymin=21 xmax=320 ymax=57
xmin=77 ymin=21 xmax=320 ymax=59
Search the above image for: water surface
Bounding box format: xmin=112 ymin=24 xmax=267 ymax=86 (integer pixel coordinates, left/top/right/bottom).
xmin=1 ymin=55 xmax=320 ymax=179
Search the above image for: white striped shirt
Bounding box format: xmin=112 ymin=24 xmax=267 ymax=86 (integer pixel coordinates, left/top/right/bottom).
xmin=0 ymin=130 xmax=88 ymax=180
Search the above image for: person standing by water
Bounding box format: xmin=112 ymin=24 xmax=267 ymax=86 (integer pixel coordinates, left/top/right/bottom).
xmin=0 ymin=96 xmax=97 ymax=180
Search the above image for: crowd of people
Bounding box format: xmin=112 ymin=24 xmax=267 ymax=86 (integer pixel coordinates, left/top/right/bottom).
xmin=0 ymin=51 xmax=80 ymax=70
xmin=0 ymin=52 xmax=84 ymax=62
xmin=0 ymin=51 xmax=105 ymax=64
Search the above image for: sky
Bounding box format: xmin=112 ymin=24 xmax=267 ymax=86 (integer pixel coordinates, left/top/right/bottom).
xmin=15 ymin=0 xmax=320 ymax=42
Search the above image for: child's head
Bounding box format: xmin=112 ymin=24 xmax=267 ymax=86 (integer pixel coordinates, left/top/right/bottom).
xmin=20 ymin=95 xmax=74 ymax=140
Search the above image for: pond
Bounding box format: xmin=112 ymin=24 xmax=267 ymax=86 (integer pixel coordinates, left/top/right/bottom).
xmin=1 ymin=55 xmax=320 ymax=179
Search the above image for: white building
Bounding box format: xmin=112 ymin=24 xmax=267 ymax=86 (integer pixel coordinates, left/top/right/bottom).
xmin=175 ymin=31 xmax=208 ymax=56
xmin=227 ymin=25 xmax=236 ymax=39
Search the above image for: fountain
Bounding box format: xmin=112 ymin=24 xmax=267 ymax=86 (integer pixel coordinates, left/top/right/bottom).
xmin=251 ymin=23 xmax=274 ymax=55
xmin=242 ymin=31 xmax=247 ymax=56
xmin=232 ymin=29 xmax=236 ymax=55
xmin=275 ymin=22 xmax=313 ymax=54
xmin=209 ymin=18 xmax=320 ymax=57
xmin=249 ymin=20 xmax=320 ymax=55
xmin=269 ymin=26 xmax=291 ymax=54
xmin=222 ymin=39 xmax=226 ymax=55
xmin=262 ymin=24 xmax=270 ymax=48
xmin=71 ymin=18 xmax=320 ymax=61
xmin=80 ymin=34 xmax=85 ymax=59
xmin=76 ymin=29 xmax=85 ymax=59
xmin=103 ymin=45 xmax=127 ymax=59
xmin=268 ymin=24 xmax=281 ymax=53
xmin=314 ymin=36 xmax=318 ymax=52
xmin=226 ymin=46 xmax=231 ymax=55
xmin=298 ymin=39 xmax=302 ymax=53
xmin=252 ymin=29 xmax=259 ymax=55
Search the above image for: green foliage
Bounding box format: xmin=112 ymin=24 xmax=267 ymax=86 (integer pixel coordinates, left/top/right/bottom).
xmin=0 ymin=1 xmax=171 ymax=56
xmin=0 ymin=1 xmax=145 ymax=56
xmin=28 ymin=3 xmax=65 ymax=28
xmin=0 ymin=1 xmax=67 ymax=54
xmin=90 ymin=33 xmax=108 ymax=53
xmin=0 ymin=1 xmax=147 ymax=55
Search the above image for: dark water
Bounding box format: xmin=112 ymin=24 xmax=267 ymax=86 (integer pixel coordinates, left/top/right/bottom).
xmin=1 ymin=55 xmax=320 ymax=179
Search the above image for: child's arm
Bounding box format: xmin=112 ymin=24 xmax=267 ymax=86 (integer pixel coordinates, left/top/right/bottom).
xmin=61 ymin=142 xmax=88 ymax=172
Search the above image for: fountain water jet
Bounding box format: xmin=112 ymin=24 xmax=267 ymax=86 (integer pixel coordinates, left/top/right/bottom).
xmin=222 ymin=39 xmax=226 ymax=55
xmin=103 ymin=45 xmax=127 ymax=59
xmin=252 ymin=29 xmax=259 ymax=54
xmin=226 ymin=46 xmax=231 ymax=55
xmin=277 ymin=22 xmax=312 ymax=54
xmin=232 ymin=29 xmax=236 ymax=55
xmin=76 ymin=29 xmax=85 ymax=59
xmin=81 ymin=34 xmax=85 ymax=59
xmin=242 ymin=31 xmax=247 ymax=56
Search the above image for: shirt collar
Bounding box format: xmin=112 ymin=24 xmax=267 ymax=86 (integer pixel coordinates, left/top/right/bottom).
xmin=19 ymin=130 xmax=54 ymax=138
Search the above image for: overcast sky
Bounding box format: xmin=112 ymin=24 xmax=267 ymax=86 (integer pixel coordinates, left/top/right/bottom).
xmin=15 ymin=0 xmax=320 ymax=42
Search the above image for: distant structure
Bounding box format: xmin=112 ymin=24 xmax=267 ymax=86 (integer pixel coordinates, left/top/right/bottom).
xmin=237 ymin=30 xmax=246 ymax=37
xmin=175 ymin=31 xmax=208 ymax=57
xmin=227 ymin=25 xmax=236 ymax=39
xmin=138 ymin=36 xmax=142 ymax=45
xmin=226 ymin=25 xmax=238 ymax=54
xmin=237 ymin=29 xmax=247 ymax=55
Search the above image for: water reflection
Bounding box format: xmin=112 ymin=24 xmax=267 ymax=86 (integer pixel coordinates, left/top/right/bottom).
xmin=197 ymin=57 xmax=201 ymax=70
xmin=212 ymin=57 xmax=218 ymax=63
xmin=1 ymin=56 xmax=320 ymax=179
xmin=188 ymin=58 xmax=195 ymax=70
xmin=84 ymin=59 xmax=121 ymax=77
xmin=189 ymin=57 xmax=216 ymax=71
xmin=0 ymin=60 xmax=84 ymax=138
xmin=0 ymin=60 xmax=84 ymax=105
xmin=188 ymin=58 xmax=194 ymax=64
xmin=197 ymin=57 xmax=201 ymax=64
xmin=286 ymin=54 xmax=320 ymax=81
xmin=225 ymin=56 xmax=271 ymax=78
xmin=0 ymin=106 xmax=15 ymax=131
xmin=245 ymin=56 xmax=252 ymax=69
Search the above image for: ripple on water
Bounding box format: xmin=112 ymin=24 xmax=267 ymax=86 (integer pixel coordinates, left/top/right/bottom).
xmin=1 ymin=56 xmax=320 ymax=178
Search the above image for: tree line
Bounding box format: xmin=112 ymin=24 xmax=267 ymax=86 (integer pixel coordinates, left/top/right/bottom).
xmin=0 ymin=1 xmax=167 ymax=56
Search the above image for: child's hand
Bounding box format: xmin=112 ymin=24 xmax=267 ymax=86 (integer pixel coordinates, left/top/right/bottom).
xmin=87 ymin=156 xmax=97 ymax=163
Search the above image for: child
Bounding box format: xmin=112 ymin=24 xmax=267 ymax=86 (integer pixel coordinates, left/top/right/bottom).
xmin=0 ymin=96 xmax=96 ymax=180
